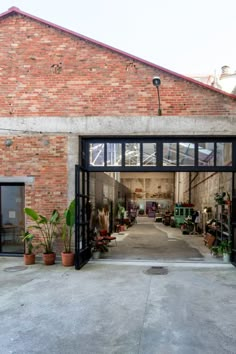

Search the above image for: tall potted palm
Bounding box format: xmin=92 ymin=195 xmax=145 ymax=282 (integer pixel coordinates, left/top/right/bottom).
xmin=24 ymin=208 xmax=60 ymax=265
xmin=61 ymin=199 xmax=75 ymax=266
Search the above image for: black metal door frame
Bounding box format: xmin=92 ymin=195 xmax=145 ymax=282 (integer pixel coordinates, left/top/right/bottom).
xmin=75 ymin=165 xmax=91 ymax=269
xmin=231 ymin=172 xmax=236 ymax=264
xmin=75 ymin=136 xmax=236 ymax=267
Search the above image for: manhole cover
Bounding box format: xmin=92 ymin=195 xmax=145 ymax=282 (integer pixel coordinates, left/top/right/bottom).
xmin=4 ymin=266 xmax=27 ymax=272
xmin=145 ymin=266 xmax=168 ymax=275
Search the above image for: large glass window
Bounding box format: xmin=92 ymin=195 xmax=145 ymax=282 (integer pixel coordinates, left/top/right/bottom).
xmin=107 ymin=143 xmax=122 ymax=166
xmin=179 ymin=142 xmax=195 ymax=166
xmin=142 ymin=143 xmax=156 ymax=166
xmin=89 ymin=143 xmax=104 ymax=166
xmin=163 ymin=143 xmax=177 ymax=166
xmin=216 ymin=142 xmax=232 ymax=166
xmin=86 ymin=139 xmax=235 ymax=171
xmin=125 ymin=143 xmax=140 ymax=166
xmin=198 ymin=143 xmax=214 ymax=166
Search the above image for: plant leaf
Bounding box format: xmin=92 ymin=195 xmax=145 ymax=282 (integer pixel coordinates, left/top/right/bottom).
xmin=24 ymin=208 xmax=39 ymax=221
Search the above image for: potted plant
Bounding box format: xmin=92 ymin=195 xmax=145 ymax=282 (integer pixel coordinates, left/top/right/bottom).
xmin=210 ymin=245 xmax=220 ymax=257
xmin=98 ymin=207 xmax=109 ymax=236
xmin=218 ymin=240 xmax=232 ymax=262
xmin=24 ymin=208 xmax=60 ymax=265
xmin=61 ymin=199 xmax=75 ymax=267
xmin=21 ymin=231 xmax=37 ymax=265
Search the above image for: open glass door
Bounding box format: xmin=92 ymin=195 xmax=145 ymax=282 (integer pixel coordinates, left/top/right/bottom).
xmin=75 ymin=165 xmax=91 ymax=269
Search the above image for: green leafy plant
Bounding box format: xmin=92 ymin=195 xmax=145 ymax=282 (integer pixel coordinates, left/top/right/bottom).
xmin=218 ymin=240 xmax=232 ymax=255
xmin=21 ymin=231 xmax=36 ymax=255
xmin=210 ymin=245 xmax=220 ymax=256
xmin=61 ymin=199 xmax=75 ymax=253
xmin=24 ymin=208 xmax=60 ymax=254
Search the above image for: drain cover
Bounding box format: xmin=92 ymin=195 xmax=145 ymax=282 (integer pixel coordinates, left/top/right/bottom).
xmin=145 ymin=266 xmax=168 ymax=275
xmin=4 ymin=266 xmax=27 ymax=272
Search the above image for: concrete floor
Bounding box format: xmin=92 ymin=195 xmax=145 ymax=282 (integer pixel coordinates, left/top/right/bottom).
xmin=0 ymin=219 xmax=235 ymax=354
xmin=0 ymin=256 xmax=235 ymax=354
xmin=102 ymin=217 xmax=224 ymax=264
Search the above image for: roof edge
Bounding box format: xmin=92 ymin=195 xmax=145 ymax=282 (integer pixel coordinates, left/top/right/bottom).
xmin=1 ymin=7 xmax=236 ymax=100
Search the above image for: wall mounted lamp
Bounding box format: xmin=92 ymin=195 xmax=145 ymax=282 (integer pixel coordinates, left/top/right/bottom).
xmin=4 ymin=139 xmax=13 ymax=147
xmin=152 ymin=76 xmax=162 ymax=116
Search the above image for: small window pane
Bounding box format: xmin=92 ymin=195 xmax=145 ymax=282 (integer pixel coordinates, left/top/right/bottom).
xmin=125 ymin=143 xmax=140 ymax=166
xmin=216 ymin=143 xmax=232 ymax=166
xmin=89 ymin=143 xmax=104 ymax=166
xmin=143 ymin=143 xmax=156 ymax=166
xmin=107 ymin=143 xmax=122 ymax=166
xmin=179 ymin=142 xmax=195 ymax=166
xmin=163 ymin=143 xmax=177 ymax=166
xmin=198 ymin=143 xmax=214 ymax=166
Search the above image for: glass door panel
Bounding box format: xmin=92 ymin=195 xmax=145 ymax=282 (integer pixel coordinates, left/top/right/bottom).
xmin=0 ymin=185 xmax=25 ymax=253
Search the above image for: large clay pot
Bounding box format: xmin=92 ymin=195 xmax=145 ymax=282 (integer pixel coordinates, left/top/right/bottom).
xmin=43 ymin=252 xmax=56 ymax=265
xmin=24 ymin=253 xmax=35 ymax=265
xmin=61 ymin=252 xmax=75 ymax=267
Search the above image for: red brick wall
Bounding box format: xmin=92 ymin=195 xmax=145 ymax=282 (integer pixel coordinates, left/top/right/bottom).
xmin=0 ymin=13 xmax=235 ymax=117
xmin=0 ymin=135 xmax=68 ymax=214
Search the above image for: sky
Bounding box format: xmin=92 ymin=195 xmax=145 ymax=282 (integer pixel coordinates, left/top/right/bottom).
xmin=0 ymin=0 xmax=235 ymax=77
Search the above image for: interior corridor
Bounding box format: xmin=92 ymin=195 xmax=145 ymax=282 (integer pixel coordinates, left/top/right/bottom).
xmin=100 ymin=217 xmax=220 ymax=263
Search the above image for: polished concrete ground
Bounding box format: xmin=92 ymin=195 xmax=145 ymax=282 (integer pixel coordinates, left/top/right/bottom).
xmin=0 ymin=256 xmax=235 ymax=354
xmin=0 ymin=219 xmax=235 ymax=354
xmin=102 ymin=217 xmax=222 ymax=264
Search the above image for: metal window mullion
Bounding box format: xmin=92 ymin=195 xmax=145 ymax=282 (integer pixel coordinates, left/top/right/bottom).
xmin=214 ymin=142 xmax=217 ymax=166
xmin=157 ymin=141 xmax=162 ymax=166
xmin=122 ymin=143 xmax=125 ymax=167
xmin=177 ymin=143 xmax=180 ymax=166
xmin=140 ymin=143 xmax=143 ymax=166
xmin=195 ymin=143 xmax=198 ymax=166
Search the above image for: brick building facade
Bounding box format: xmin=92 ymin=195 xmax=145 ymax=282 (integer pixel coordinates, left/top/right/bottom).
xmin=1 ymin=7 xmax=236 ymax=258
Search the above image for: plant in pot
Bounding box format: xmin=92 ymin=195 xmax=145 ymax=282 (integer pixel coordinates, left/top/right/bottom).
xmin=21 ymin=231 xmax=37 ymax=265
xmin=98 ymin=207 xmax=108 ymax=236
xmin=218 ymin=240 xmax=232 ymax=262
xmin=61 ymin=199 xmax=75 ymax=267
xmin=24 ymin=208 xmax=60 ymax=265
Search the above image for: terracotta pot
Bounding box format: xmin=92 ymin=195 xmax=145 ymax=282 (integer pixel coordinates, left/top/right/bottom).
xmin=61 ymin=252 xmax=75 ymax=267
xmin=24 ymin=253 xmax=35 ymax=265
xmin=43 ymin=252 xmax=56 ymax=265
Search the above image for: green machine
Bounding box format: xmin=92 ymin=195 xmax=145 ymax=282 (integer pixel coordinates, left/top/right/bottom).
xmin=174 ymin=205 xmax=194 ymax=227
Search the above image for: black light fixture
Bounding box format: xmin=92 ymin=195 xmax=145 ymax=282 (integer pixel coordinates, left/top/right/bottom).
xmin=152 ymin=76 xmax=162 ymax=116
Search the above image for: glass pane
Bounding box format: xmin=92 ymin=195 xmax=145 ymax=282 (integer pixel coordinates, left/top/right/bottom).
xmin=89 ymin=143 xmax=104 ymax=166
xmin=179 ymin=142 xmax=195 ymax=166
xmin=163 ymin=143 xmax=177 ymax=166
xmin=142 ymin=143 xmax=156 ymax=166
xmin=0 ymin=186 xmax=25 ymax=253
xmin=198 ymin=143 xmax=214 ymax=166
xmin=216 ymin=142 xmax=232 ymax=166
xmin=107 ymin=143 xmax=122 ymax=166
xmin=125 ymin=143 xmax=140 ymax=166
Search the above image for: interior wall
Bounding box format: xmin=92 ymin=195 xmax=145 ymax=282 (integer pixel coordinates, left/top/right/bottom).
xmin=179 ymin=171 xmax=232 ymax=215
xmin=120 ymin=172 xmax=175 ymax=212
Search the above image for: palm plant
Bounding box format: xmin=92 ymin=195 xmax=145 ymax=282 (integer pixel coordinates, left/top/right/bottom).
xmin=61 ymin=199 xmax=75 ymax=253
xmin=21 ymin=231 xmax=35 ymax=255
xmin=24 ymin=208 xmax=60 ymax=254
